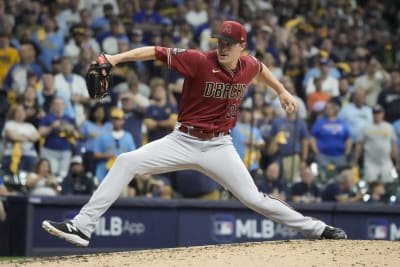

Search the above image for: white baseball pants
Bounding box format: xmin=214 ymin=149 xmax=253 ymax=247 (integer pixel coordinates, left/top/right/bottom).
xmin=72 ymin=130 xmax=326 ymax=238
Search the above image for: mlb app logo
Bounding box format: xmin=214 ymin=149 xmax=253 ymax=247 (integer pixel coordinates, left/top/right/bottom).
xmin=367 ymin=218 xmax=389 ymax=240
xmin=214 ymin=221 xmax=233 ymax=235
xmin=211 ymin=214 xmax=235 ymax=243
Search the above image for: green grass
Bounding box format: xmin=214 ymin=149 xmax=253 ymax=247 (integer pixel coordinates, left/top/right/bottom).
xmin=0 ymin=257 xmax=25 ymax=261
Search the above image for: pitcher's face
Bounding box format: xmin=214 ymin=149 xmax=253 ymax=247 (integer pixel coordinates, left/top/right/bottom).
xmin=216 ymin=40 xmax=244 ymax=68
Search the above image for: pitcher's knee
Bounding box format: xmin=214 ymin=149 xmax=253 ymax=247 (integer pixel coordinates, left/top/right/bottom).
xmin=114 ymin=152 xmax=138 ymax=169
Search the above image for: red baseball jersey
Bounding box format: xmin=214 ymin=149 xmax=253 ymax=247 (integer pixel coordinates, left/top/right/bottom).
xmin=155 ymin=46 xmax=262 ymax=132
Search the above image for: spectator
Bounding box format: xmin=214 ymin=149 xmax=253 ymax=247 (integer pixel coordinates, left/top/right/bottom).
xmin=306 ymin=57 xmax=339 ymax=97
xmin=129 ymin=28 xmax=146 ymax=50
xmin=37 ymin=72 xmax=75 ymax=118
xmin=132 ymin=0 xmax=164 ymax=45
xmin=251 ymin=25 xmax=279 ymax=67
xmin=25 ymin=158 xmax=59 ymax=196
xmin=32 ymin=16 xmax=65 ymax=72
xmin=128 ymin=173 xmax=172 ymax=199
xmin=64 ymin=24 xmax=100 ymax=65
xmin=0 ymin=175 xmax=10 ymax=222
xmin=310 ymin=101 xmax=352 ymax=182
xmin=231 ymin=106 xmax=265 ymax=177
xmin=79 ymin=0 xmax=120 ymax=21
xmin=38 ymin=97 xmax=79 ymax=180
xmin=291 ymin=167 xmax=322 ymax=203
xmin=119 ymin=91 xmax=148 ymax=148
xmin=78 ymin=8 xmax=93 ymax=29
xmin=306 ymin=76 xmax=331 ymax=113
xmin=58 ymin=0 xmax=81 ymax=29
xmin=0 ymin=0 xmax=14 ymax=29
xmin=118 ymin=0 xmax=137 ymax=29
xmin=377 ymin=69 xmax=400 ymax=123
xmin=267 ymin=109 xmax=309 ymax=184
xmin=257 ymin=162 xmax=289 ymax=201
xmin=185 ymin=0 xmax=208 ymax=30
xmin=93 ymin=108 xmax=136 ymax=182
xmin=283 ymin=42 xmax=306 ymax=98
xmin=301 ymin=31 xmax=319 ymax=61
xmin=91 ymin=3 xmax=117 ymax=33
xmin=263 ymin=52 xmax=283 ymax=82
xmin=80 ymin=104 xmax=112 ymax=176
xmin=331 ymin=77 xmax=352 ymax=108
xmin=144 ymin=82 xmax=177 ymax=143
xmin=199 ymin=18 xmax=220 ymax=52
xmin=352 ymin=104 xmax=399 ymax=184
xmin=321 ymin=169 xmax=362 ymax=203
xmin=303 ymin=55 xmax=341 ymax=90
xmin=338 ymin=89 xmax=373 ymax=142
xmin=72 ymin=45 xmax=97 ymax=78
xmin=61 ymin=155 xmax=95 ymax=195
xmin=1 ymin=104 xmax=40 ymax=175
xmin=54 ymin=57 xmax=90 ymax=126
xmin=14 ymin=1 xmax=41 ymax=41
xmin=367 ymin=181 xmax=386 ymax=204
xmin=97 ymin=18 xmax=130 ymax=55
xmin=346 ymin=54 xmax=364 ymax=85
xmin=128 ymin=29 xmax=147 ymax=76
xmin=353 ymin=57 xmax=390 ymax=107
xmin=113 ymin=68 xmax=151 ymax=98
xmin=241 ymin=90 xmax=264 ymax=123
xmin=175 ymin=170 xmax=220 ymax=200
xmin=331 ymin=32 xmax=352 ymax=62
xmin=18 ymin=85 xmax=43 ymax=128
xmin=257 ymin=102 xmax=276 ymax=170
xmin=0 ymin=27 xmax=19 ymax=88
xmin=4 ymin=41 xmax=43 ymax=95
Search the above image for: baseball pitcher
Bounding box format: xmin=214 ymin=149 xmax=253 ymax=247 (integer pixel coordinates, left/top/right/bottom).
xmin=42 ymin=21 xmax=346 ymax=247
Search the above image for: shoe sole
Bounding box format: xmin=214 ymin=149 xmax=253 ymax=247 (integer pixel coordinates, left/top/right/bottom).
xmin=321 ymin=232 xmax=347 ymax=239
xmin=42 ymin=221 xmax=89 ymax=247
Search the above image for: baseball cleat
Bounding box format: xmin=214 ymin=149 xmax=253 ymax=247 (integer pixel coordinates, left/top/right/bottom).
xmin=42 ymin=220 xmax=90 ymax=247
xmin=320 ymin=226 xmax=347 ymax=239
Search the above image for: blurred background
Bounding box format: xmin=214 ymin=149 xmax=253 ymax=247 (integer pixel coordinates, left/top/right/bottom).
xmin=0 ymin=0 xmax=400 ymax=257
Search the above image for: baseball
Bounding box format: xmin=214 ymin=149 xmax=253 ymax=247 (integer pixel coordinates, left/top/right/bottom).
xmin=286 ymin=104 xmax=294 ymax=113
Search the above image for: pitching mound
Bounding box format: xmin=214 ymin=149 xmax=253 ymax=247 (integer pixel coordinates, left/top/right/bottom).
xmin=3 ymin=240 xmax=400 ymax=267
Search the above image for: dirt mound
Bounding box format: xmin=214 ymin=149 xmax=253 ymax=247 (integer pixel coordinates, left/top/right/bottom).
xmin=3 ymin=240 xmax=400 ymax=267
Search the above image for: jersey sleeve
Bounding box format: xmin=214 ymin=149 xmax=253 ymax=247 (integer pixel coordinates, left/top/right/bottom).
xmin=246 ymin=55 xmax=263 ymax=76
xmin=155 ymin=46 xmax=201 ymax=78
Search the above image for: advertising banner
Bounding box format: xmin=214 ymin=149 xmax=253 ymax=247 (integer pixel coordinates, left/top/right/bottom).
xmin=3 ymin=196 xmax=400 ymax=256
xmin=32 ymin=208 xmax=178 ymax=249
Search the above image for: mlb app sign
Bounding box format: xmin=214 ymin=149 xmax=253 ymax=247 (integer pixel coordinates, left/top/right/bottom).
xmin=367 ymin=218 xmax=400 ymax=240
xmin=211 ymin=214 xmax=298 ymax=243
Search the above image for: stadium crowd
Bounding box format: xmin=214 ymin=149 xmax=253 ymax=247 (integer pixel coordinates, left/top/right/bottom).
xmin=0 ymin=0 xmax=400 ymax=216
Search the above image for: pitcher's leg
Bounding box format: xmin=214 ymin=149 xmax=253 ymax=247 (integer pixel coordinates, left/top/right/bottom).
xmin=199 ymin=141 xmax=326 ymax=238
xmin=73 ymin=133 xmax=195 ymax=237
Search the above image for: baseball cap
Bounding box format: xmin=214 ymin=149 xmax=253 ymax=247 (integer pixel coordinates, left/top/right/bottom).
xmin=110 ymin=108 xmax=125 ymax=119
xmin=260 ymin=25 xmax=272 ymax=34
xmin=71 ymin=155 xmax=83 ymax=165
xmin=372 ymin=104 xmax=384 ymax=113
xmin=212 ymin=20 xmax=247 ymax=44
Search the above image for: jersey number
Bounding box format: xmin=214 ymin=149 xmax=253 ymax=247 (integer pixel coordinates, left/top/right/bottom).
xmin=226 ymin=104 xmax=237 ymax=119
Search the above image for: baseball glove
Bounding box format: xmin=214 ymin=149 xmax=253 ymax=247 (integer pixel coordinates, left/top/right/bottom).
xmin=86 ymin=53 xmax=112 ymax=99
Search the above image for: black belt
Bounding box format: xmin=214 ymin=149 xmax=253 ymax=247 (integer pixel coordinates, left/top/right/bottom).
xmin=178 ymin=125 xmax=230 ymax=139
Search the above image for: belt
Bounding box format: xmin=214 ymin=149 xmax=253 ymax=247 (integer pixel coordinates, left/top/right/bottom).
xmin=178 ymin=125 xmax=230 ymax=139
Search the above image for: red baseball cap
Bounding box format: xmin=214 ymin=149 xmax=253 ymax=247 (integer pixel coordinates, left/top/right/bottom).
xmin=212 ymin=20 xmax=247 ymax=44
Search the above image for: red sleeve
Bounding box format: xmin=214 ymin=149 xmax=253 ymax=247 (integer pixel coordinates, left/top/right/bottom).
xmin=248 ymin=54 xmax=263 ymax=74
xmin=155 ymin=46 xmax=202 ymax=78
